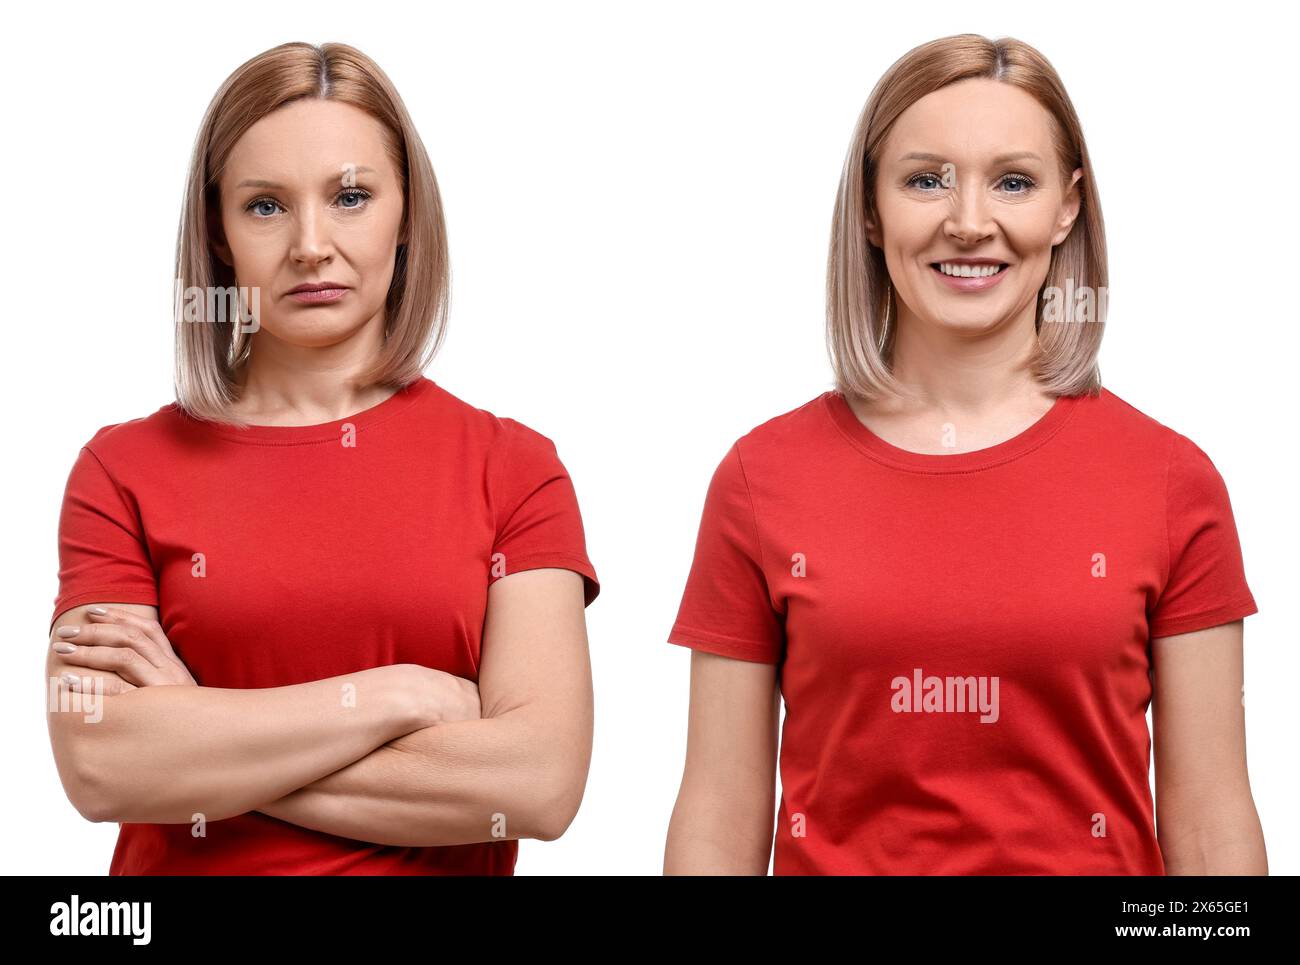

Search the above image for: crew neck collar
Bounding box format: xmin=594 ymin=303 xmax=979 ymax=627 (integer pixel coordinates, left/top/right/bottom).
xmin=185 ymin=376 xmax=434 ymax=445
xmin=823 ymin=388 xmax=1082 ymax=473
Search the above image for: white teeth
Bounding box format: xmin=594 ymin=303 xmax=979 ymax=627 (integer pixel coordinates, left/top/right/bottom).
xmin=936 ymin=262 xmax=1005 ymax=277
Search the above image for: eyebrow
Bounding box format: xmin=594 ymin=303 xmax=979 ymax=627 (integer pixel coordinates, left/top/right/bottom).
xmin=234 ymin=166 xmax=377 ymax=189
xmin=897 ymin=151 xmax=1043 ymax=165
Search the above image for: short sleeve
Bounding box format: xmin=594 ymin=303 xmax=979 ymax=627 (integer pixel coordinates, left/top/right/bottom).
xmin=489 ymin=420 xmax=600 ymax=607
xmin=50 ymin=445 xmax=159 ymax=631
xmin=1148 ymin=433 xmax=1258 ymax=638
xmin=667 ymin=441 xmax=785 ymax=664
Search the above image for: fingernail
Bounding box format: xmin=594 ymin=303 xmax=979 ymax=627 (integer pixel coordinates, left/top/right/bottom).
xmin=61 ymin=673 xmax=81 ymax=690
xmin=88 ymin=606 xmax=108 ymax=615
xmin=56 ymin=627 xmax=80 ymax=638
xmin=53 ymin=642 xmax=77 ymax=653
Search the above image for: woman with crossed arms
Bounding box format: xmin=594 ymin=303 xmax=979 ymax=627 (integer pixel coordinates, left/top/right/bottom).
xmin=47 ymin=42 xmax=599 ymax=875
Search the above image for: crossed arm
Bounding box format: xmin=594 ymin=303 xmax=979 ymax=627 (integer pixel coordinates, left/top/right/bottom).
xmin=45 ymin=567 xmax=593 ymax=847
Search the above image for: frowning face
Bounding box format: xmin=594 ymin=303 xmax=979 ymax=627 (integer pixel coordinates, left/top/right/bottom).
xmin=212 ymin=98 xmax=406 ymax=352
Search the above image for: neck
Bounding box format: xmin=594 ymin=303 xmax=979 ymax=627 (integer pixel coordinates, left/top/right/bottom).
xmin=882 ymin=301 xmax=1049 ymax=416
xmin=229 ymin=321 xmax=394 ymax=425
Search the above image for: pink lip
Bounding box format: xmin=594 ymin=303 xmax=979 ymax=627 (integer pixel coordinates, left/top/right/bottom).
xmin=286 ymin=286 xmax=349 ymax=304
xmin=930 ymin=262 xmax=1010 ymax=292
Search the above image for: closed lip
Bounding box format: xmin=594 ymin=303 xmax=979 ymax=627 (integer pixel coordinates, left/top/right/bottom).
xmin=286 ymin=281 xmax=350 ymax=294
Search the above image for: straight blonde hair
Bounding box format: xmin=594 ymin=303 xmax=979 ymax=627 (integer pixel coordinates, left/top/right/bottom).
xmin=174 ymin=42 xmax=450 ymax=424
xmin=827 ymin=34 xmax=1106 ymax=401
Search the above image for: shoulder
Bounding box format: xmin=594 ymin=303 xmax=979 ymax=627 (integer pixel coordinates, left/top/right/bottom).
xmin=425 ymin=382 xmax=571 ymax=499
xmin=694 ymin=391 xmax=836 ymax=492
xmin=1086 ymin=386 xmax=1179 ymax=439
xmin=425 ymin=380 xmax=561 ymax=458
xmin=1076 ymin=388 xmax=1240 ymax=512
xmin=74 ymin=401 xmax=190 ymax=467
xmin=1086 ymin=387 xmax=1220 ymax=469
xmin=731 ymin=391 xmax=837 ymax=460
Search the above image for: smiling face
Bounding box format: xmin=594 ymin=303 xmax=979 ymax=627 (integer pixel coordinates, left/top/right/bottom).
xmin=212 ymin=98 xmax=406 ymax=353
xmin=867 ymin=78 xmax=1082 ymax=340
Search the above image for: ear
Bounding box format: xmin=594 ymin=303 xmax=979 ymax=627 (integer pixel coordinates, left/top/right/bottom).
xmin=1051 ymin=167 xmax=1084 ymax=246
xmin=864 ymin=208 xmax=883 ymax=249
xmin=211 ymin=237 xmax=233 ymax=268
xmin=208 ymin=201 xmax=234 ymax=268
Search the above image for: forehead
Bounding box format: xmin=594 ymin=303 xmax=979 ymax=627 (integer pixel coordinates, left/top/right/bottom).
xmin=223 ymin=99 xmax=393 ymax=181
xmin=881 ymin=78 xmax=1056 ymax=165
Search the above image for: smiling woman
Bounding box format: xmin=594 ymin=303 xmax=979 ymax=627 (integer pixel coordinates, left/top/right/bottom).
xmin=664 ymin=33 xmax=1264 ymax=876
xmin=46 ymin=42 xmax=600 ymax=876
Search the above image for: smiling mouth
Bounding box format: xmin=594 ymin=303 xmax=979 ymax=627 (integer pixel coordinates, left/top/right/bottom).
xmin=930 ymin=262 xmax=1010 ymax=278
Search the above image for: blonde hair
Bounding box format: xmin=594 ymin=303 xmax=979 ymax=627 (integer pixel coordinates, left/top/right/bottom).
xmin=173 ymin=42 xmax=450 ymax=423
xmin=826 ymin=34 xmax=1106 ymax=401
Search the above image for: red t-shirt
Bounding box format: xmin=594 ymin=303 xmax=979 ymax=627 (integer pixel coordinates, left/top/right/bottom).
xmin=52 ymin=375 xmax=599 ymax=875
xmin=668 ymin=387 xmax=1257 ymax=875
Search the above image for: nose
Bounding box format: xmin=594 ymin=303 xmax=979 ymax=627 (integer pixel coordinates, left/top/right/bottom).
xmin=289 ymin=204 xmax=335 ymax=267
xmin=943 ymin=176 xmax=996 ymax=245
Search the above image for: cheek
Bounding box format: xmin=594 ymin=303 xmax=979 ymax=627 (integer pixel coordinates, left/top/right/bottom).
xmin=877 ymin=201 xmax=938 ymax=257
xmin=355 ymin=235 xmax=398 ymax=271
xmin=1003 ymin=204 xmax=1062 ymax=253
xmin=222 ymin=215 xmax=280 ymax=272
xmin=348 ymin=246 xmax=399 ymax=304
xmin=348 ymin=212 xmax=402 ymax=267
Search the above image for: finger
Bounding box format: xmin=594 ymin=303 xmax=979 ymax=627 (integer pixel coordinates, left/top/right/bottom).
xmin=51 ymin=640 xmax=166 ymax=687
xmin=56 ymin=652 xmax=153 ymax=690
xmin=54 ymin=621 xmax=168 ymax=670
xmin=83 ymin=608 xmax=195 ymax=684
xmin=58 ymin=669 xmax=135 ymax=697
xmin=85 ymin=607 xmax=178 ymax=659
xmin=55 ymin=618 xmax=198 ymax=687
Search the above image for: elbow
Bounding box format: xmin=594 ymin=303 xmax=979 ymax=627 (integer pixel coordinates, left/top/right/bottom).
xmin=59 ymin=749 xmax=119 ymax=824
xmin=532 ymin=802 xmax=577 ymax=843
xmin=529 ymin=768 xmax=587 ymax=842
xmin=49 ymin=723 xmax=118 ymax=824
xmin=74 ymin=794 xmax=116 ymax=826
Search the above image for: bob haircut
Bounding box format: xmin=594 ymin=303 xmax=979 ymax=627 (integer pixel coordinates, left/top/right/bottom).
xmin=173 ymin=42 xmax=449 ymax=424
xmin=826 ymin=33 xmax=1106 ymax=401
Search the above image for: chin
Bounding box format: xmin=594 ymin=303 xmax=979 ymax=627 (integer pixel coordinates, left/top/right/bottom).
xmin=924 ymin=313 xmax=1010 ymax=336
xmin=261 ymin=323 xmax=361 ymax=347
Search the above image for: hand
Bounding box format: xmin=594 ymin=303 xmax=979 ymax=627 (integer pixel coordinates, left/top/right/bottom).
xmin=437 ymin=669 xmax=482 ymax=723
xmin=52 ymin=606 xmax=197 ymax=696
xmin=405 ymin=665 xmax=481 ymax=725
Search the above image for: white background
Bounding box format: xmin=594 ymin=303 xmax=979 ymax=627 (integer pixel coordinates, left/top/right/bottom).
xmin=3 ymin=0 xmax=1295 ymax=875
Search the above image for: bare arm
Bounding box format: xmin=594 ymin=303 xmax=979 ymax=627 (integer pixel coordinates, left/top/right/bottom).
xmin=255 ymin=567 xmax=594 ymax=845
xmin=46 ymin=603 xmax=440 ymax=825
xmin=664 ymin=649 xmax=780 ymax=874
xmin=1152 ymin=619 xmax=1268 ymax=874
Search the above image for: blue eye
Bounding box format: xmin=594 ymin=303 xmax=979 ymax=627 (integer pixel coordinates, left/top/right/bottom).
xmin=906 ymin=173 xmax=944 ymax=191
xmin=999 ymin=174 xmax=1035 ymax=193
xmin=905 ymin=172 xmax=1038 ymax=194
xmin=244 ymin=189 xmax=372 ymax=218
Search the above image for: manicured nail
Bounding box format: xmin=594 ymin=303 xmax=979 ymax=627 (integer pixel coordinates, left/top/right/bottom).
xmin=88 ymin=606 xmax=108 ymax=615
xmin=61 ymin=673 xmax=81 ymax=690
xmin=56 ymin=627 xmax=80 ymax=638
xmin=53 ymin=642 xmax=77 ymax=653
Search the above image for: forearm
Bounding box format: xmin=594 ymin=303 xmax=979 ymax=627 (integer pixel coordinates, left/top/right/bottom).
xmin=664 ymin=789 xmax=774 ymax=875
xmin=1158 ymin=786 xmax=1268 ymax=874
xmin=257 ymin=710 xmax=580 ymax=846
xmin=52 ymin=665 xmax=425 ymax=824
